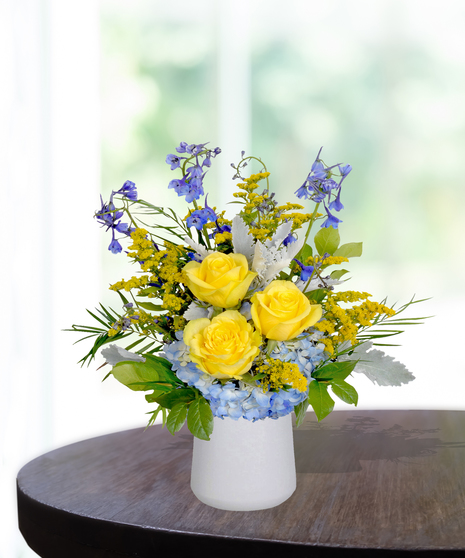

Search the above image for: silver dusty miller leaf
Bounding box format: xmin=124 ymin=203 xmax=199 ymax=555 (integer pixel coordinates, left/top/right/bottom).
xmin=343 ymin=342 xmax=415 ymax=387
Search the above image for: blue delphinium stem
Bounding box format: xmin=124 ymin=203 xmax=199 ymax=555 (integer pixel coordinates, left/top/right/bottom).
xmin=295 ymin=201 xmax=321 ymax=263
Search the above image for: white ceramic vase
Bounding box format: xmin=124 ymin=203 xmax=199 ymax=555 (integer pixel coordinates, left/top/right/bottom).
xmin=190 ymin=413 xmax=296 ymax=511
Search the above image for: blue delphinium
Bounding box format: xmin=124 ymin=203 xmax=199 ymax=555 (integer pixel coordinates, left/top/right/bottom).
xmin=166 ymin=142 xmax=221 ymax=203
xmin=162 ymin=332 xmax=325 ymax=422
xmin=94 ymin=180 xmax=138 ymax=254
xmin=186 ymin=196 xmax=217 ymax=230
xmin=95 ymin=195 xmax=135 ymax=254
xmin=295 ymin=147 xmax=351 ymax=229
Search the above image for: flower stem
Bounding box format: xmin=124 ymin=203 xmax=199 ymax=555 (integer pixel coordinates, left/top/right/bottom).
xmin=237 ymin=155 xmax=269 ymax=191
xmin=124 ymin=201 xmax=139 ymax=230
xmin=295 ymin=202 xmax=320 ymax=262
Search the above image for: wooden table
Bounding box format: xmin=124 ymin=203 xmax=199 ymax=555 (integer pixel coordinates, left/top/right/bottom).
xmin=17 ymin=410 xmax=465 ymax=557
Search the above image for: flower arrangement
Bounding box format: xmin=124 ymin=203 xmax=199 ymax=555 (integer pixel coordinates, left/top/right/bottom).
xmin=69 ymin=142 xmax=426 ymax=441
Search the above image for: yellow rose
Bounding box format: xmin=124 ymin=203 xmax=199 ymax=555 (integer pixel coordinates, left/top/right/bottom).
xmin=183 ymin=252 xmax=256 ymax=308
xmin=183 ymin=310 xmax=261 ymax=379
xmin=251 ymin=280 xmax=322 ymax=341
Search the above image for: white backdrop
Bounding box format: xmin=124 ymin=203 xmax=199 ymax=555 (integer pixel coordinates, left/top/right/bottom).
xmin=1 ymin=1 xmax=464 ymax=557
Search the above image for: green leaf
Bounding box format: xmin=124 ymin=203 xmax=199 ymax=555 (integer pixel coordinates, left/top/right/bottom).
xmin=304 ymin=289 xmax=327 ymax=303
xmin=138 ymin=287 xmax=163 ymax=297
xmin=187 ymin=397 xmax=213 ymax=441
xmin=308 ymin=381 xmax=334 ymax=421
xmin=131 ymin=380 xmax=174 ymax=390
xmin=145 ymin=388 xmax=173 ymax=402
xmin=144 ymin=354 xmax=182 ymax=384
xmin=77 ymin=331 xmax=132 ymax=367
xmin=137 ymin=301 xmax=165 ymax=312
xmin=86 ymin=309 xmax=110 ymax=329
xmin=115 ymin=290 xmax=129 ymax=305
xmin=331 ymin=380 xmax=358 ymax=406
xmin=312 ymin=360 xmax=357 ymax=381
xmin=294 ymin=398 xmax=309 ymax=428
xmin=146 ymin=407 xmax=163 ymax=429
xmin=124 ymin=337 xmax=148 ymax=351
xmin=153 ymin=387 xmax=197 ymax=409
xmin=330 ymin=269 xmax=350 ymax=280
xmin=166 ymin=403 xmax=189 ymax=435
xmin=239 ymin=372 xmax=266 ymax=387
xmin=334 ymin=242 xmax=363 ymax=258
xmin=112 ymin=360 xmax=163 ymax=391
xmin=314 ymin=226 xmax=340 ymax=256
xmin=300 ymin=243 xmax=313 ymax=263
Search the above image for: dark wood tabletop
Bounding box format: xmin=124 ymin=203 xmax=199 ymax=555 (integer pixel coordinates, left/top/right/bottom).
xmin=17 ymin=409 xmax=465 ymax=557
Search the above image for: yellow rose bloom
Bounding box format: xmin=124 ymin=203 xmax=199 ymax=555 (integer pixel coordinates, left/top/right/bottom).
xmin=183 ymin=310 xmax=261 ymax=379
xmin=183 ymin=252 xmax=257 ymax=308
xmin=251 ymin=280 xmax=322 ymax=341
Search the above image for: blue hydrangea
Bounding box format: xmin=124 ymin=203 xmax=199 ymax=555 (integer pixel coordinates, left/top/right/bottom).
xmin=162 ymin=331 xmax=326 ymax=422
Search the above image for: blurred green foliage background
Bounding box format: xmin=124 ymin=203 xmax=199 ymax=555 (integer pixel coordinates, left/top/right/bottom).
xmin=100 ymin=0 xmax=464 ymax=287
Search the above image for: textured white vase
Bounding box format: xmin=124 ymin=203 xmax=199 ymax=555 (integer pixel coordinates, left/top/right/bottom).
xmin=190 ymin=413 xmax=296 ymax=511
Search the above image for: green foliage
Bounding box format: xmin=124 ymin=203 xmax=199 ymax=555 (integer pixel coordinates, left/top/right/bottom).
xmin=240 ymin=372 xmax=266 ymax=387
xmin=137 ymin=301 xmax=165 ymax=312
xmin=134 ymin=200 xmax=190 ymax=242
xmin=115 ymin=290 xmax=130 ymax=305
xmin=112 ymin=360 xmax=163 ymax=391
xmin=305 ymin=288 xmax=327 ymax=303
xmin=312 ymin=360 xmax=357 ymax=381
xmin=314 ymin=226 xmax=340 ymax=256
xmin=357 ymin=295 xmax=432 ymax=347
xmin=78 ymin=331 xmax=132 ymax=367
xmin=334 ymin=242 xmax=363 ymax=258
xmin=138 ymin=286 xmax=162 ymax=297
xmin=330 ymin=269 xmax=350 ymax=280
xmin=65 ymin=303 xmax=133 ymax=366
xmin=111 ymin=355 xmax=176 ymax=392
xmin=187 ymin=397 xmax=214 ymax=441
xmin=146 ymin=406 xmax=165 ymax=429
xmin=331 ymin=380 xmax=358 ymax=405
xmin=308 ymin=381 xmax=334 ymax=421
xmin=300 ymin=243 xmax=313 ymax=262
xmin=294 ymin=398 xmax=309 ymax=428
xmin=166 ymin=403 xmax=189 ymax=435
xmin=144 ymin=355 xmax=182 ymax=384
xmin=152 ymin=387 xmax=197 ymax=409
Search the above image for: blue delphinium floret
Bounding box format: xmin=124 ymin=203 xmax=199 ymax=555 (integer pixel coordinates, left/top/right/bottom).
xmin=321 ymin=206 xmax=343 ymax=229
xmin=339 ymin=164 xmax=352 ymax=177
xmin=187 ymin=251 xmax=203 ymax=263
xmin=108 ymin=237 xmax=122 ymax=254
xmin=329 ymin=187 xmax=344 ymax=212
xmin=186 ymin=210 xmax=208 ymax=230
xmin=115 ymin=180 xmax=138 ymax=201
xmin=293 ymin=259 xmax=315 ymax=281
xmin=166 ymin=154 xmax=181 ymax=170
xmin=283 ymin=233 xmax=297 ymax=247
